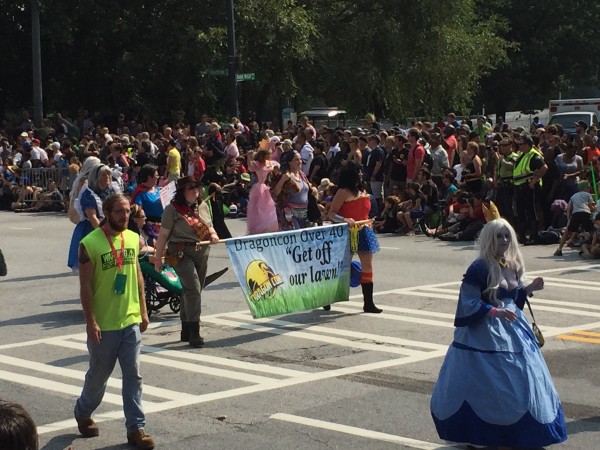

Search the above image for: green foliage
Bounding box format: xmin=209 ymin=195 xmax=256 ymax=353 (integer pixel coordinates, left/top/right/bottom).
xmin=479 ymin=0 xmax=600 ymax=114
xmin=2 ymin=0 xmax=598 ymax=123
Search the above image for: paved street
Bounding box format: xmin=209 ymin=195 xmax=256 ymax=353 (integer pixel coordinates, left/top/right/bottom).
xmin=1 ymin=210 xmax=599 ymax=449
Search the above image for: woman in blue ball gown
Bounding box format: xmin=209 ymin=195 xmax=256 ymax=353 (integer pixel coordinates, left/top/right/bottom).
xmin=430 ymin=218 xmax=567 ymax=449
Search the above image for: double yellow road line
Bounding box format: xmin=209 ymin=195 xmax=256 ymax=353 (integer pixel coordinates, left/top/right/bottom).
xmin=557 ymin=330 xmax=600 ymax=344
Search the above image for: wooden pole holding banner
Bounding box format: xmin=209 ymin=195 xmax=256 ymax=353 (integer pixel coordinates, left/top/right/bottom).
xmin=197 ymin=220 xmax=373 ymax=246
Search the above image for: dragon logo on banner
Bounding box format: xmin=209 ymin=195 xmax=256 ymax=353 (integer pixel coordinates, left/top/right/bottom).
xmin=245 ymin=260 xmax=284 ymax=303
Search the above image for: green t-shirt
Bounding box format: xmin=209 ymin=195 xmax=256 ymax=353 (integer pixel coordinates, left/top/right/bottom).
xmin=81 ymin=228 xmax=141 ymax=331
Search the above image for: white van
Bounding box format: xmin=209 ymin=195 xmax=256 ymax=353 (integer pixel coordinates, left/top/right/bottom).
xmin=548 ymin=98 xmax=600 ymax=133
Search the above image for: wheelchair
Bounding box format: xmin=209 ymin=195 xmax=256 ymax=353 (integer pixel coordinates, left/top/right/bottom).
xmin=140 ymin=258 xmax=182 ymax=317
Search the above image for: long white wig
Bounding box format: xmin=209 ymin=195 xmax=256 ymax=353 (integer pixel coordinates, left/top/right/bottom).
xmin=477 ymin=218 xmax=525 ymax=305
xmin=69 ymin=156 xmax=102 ymax=211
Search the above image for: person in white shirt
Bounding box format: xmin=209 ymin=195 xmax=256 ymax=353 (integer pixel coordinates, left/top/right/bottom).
xmin=326 ymin=134 xmax=340 ymax=161
xmin=29 ymin=140 xmax=42 ymax=165
xmin=296 ymin=132 xmax=314 ymax=176
xmin=51 ymin=142 xmax=63 ymax=166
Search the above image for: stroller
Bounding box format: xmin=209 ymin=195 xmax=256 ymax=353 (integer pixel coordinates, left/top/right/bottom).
xmin=139 ymin=257 xmax=182 ymax=316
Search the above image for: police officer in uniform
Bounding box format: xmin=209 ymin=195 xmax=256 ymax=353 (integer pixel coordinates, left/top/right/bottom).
xmin=494 ymin=136 xmax=519 ymax=224
xmin=512 ymin=132 xmax=547 ymax=243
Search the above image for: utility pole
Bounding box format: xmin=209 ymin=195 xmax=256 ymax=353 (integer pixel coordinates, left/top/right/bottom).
xmin=226 ymin=0 xmax=239 ymax=118
xmin=31 ymin=0 xmax=44 ymax=127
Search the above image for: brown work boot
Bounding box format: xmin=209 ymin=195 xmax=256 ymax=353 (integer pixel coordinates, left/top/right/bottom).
xmin=127 ymin=428 xmax=155 ymax=449
xmin=75 ymin=416 xmax=99 ymax=438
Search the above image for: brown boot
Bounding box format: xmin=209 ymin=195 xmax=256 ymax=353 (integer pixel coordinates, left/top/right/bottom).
xmin=75 ymin=416 xmax=99 ymax=438
xmin=127 ymin=428 xmax=155 ymax=449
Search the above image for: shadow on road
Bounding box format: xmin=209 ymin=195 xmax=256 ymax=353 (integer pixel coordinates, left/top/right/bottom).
xmin=567 ymin=415 xmax=600 ymax=435
xmin=0 ymin=308 xmax=82 ymax=329
xmin=1 ymin=272 xmax=74 ymax=284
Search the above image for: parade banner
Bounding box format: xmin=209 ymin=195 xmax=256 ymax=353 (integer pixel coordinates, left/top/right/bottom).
xmin=226 ymin=224 xmax=351 ymax=318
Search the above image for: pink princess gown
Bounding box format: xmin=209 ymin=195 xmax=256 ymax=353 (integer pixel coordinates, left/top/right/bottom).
xmin=246 ymin=161 xmax=280 ymax=235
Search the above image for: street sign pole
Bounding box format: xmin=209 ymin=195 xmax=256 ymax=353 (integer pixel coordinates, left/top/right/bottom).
xmin=31 ymin=0 xmax=43 ymax=127
xmin=226 ymin=0 xmax=239 ymax=118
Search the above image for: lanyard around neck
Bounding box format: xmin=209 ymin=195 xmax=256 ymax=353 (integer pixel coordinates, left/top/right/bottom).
xmin=102 ymin=226 xmax=125 ymax=271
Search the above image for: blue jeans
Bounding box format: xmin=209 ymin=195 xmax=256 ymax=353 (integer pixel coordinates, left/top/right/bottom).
xmin=75 ymin=324 xmax=145 ymax=432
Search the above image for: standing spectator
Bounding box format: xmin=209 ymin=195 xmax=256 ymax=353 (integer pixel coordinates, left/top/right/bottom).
xmin=195 ymin=113 xmax=211 ymax=138
xmin=429 ymin=132 xmax=449 ymax=188
xmin=326 ymin=133 xmax=340 ymax=161
xmin=554 ymin=183 xmax=596 ymax=256
xmin=406 ymin=128 xmax=425 ymax=183
xmin=388 ymin=135 xmax=408 ymax=191
xmin=473 ymin=116 xmax=491 ymax=142
xmin=75 ymin=194 xmax=155 ymax=449
xmin=364 ymin=135 xmax=385 ymax=210
xmin=296 ymin=132 xmax=314 ymax=176
xmin=299 ymin=116 xmax=316 ymax=137
xmin=555 ymin=143 xmax=583 ymax=201
xmin=365 ymin=113 xmax=382 ymax=131
xmin=223 ymin=133 xmax=240 ymax=163
xmin=431 ymin=219 xmax=567 ymax=449
xmin=191 ymin=146 xmax=206 ymax=182
xmin=165 ymin=139 xmax=181 ymax=182
xmin=442 ymin=125 xmax=458 ymax=166
xmin=278 ymin=139 xmax=295 ymax=173
xmin=202 ymin=126 xmax=225 ymax=183
xmin=308 ymin=139 xmax=329 ymax=186
xmin=513 ymin=132 xmax=548 ymax=243
xmin=461 ymin=141 xmax=483 ymax=194
xmin=494 ymin=137 xmax=518 ymax=223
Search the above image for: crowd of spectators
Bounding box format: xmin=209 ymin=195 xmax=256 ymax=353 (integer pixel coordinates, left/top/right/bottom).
xmin=1 ymin=108 xmax=599 ymax=259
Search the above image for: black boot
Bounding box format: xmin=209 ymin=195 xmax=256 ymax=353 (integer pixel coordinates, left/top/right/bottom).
xmin=362 ymin=282 xmax=382 ymax=313
xmin=187 ymin=321 xmax=205 ymax=347
xmin=180 ymin=321 xmax=190 ymax=342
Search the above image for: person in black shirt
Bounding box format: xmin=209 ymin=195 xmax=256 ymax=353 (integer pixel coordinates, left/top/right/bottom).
xmin=389 ymin=135 xmax=409 ymax=191
xmin=308 ymin=139 xmax=329 ymax=186
xmin=417 ymin=168 xmax=439 ymax=212
xmin=365 ymin=135 xmax=385 ymax=210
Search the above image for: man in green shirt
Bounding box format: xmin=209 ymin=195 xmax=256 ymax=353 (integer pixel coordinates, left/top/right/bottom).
xmin=75 ymin=194 xmax=155 ymax=449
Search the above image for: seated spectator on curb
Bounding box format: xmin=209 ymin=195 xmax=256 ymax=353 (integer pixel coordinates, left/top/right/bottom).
xmin=19 ymin=180 xmax=64 ymax=212
xmin=580 ymin=213 xmax=600 ymax=259
xmin=396 ymin=182 xmax=425 ymax=236
xmin=373 ymin=196 xmax=400 ymax=233
xmin=525 ymin=199 xmax=568 ymax=246
xmin=439 ymin=193 xmax=485 ymax=241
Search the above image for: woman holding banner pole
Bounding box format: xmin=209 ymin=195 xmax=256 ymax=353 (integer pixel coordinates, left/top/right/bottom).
xmin=153 ymin=176 xmax=220 ymax=347
xmin=326 ymin=162 xmax=382 ymax=313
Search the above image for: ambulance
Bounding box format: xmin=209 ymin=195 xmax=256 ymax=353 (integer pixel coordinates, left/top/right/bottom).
xmin=548 ymin=98 xmax=600 ymax=134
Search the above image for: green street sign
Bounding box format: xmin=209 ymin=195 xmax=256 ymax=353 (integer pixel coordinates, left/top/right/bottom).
xmin=207 ymin=69 xmax=227 ymax=76
xmin=236 ymin=73 xmax=256 ymax=82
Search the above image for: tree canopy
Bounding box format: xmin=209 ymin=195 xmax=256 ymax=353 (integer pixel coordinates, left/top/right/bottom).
xmin=1 ymin=0 xmax=599 ymax=124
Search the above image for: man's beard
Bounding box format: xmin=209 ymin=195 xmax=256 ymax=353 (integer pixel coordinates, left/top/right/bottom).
xmin=108 ymin=216 xmax=127 ymax=232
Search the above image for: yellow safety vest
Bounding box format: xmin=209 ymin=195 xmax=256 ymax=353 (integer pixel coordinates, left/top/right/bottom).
xmin=513 ymin=148 xmax=543 ymax=187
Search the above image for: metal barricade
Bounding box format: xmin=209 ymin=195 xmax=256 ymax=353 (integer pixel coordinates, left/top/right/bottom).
xmin=16 ymin=167 xmax=71 ymax=210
